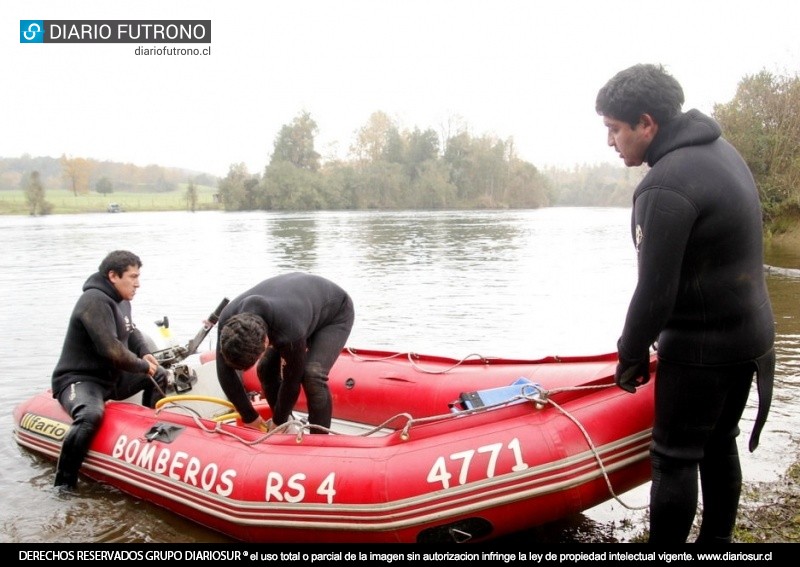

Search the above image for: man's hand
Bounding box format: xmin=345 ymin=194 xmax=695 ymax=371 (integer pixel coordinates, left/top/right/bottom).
xmin=245 ymin=416 xmax=273 ymax=433
xmin=614 ymin=355 xmax=651 ymax=393
xmin=143 ymin=354 xmax=159 ymax=377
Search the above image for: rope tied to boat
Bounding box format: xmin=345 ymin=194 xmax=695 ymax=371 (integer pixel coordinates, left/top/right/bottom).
xmin=154 ymin=396 xmax=415 ymax=444
xmin=395 ymin=381 xmax=647 ymax=510
xmin=521 ymin=382 xmax=649 ymax=512
xmin=345 ymin=347 xmax=497 ymax=373
xmin=153 ymin=383 xmax=648 ymax=511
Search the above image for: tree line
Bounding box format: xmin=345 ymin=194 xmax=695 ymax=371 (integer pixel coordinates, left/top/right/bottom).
xmin=1 ymin=154 xmax=216 ymax=212
xmin=217 ymin=68 xmax=800 ymax=224
xmin=8 ymin=68 xmax=799 ymax=228
xmin=713 ymin=70 xmax=800 ymax=232
xmin=218 ymin=110 xmax=557 ymax=211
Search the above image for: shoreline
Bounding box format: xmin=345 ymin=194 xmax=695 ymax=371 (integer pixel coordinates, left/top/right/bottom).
xmin=734 ymin=458 xmax=800 ymax=543
xmin=768 ymin=225 xmax=800 ymax=255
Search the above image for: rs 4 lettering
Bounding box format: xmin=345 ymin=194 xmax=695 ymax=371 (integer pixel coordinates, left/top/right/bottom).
xmin=265 ymin=471 xmax=337 ymax=504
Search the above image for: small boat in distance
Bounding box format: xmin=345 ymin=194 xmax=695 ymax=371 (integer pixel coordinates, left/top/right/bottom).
xmin=13 ymin=302 xmax=655 ymax=544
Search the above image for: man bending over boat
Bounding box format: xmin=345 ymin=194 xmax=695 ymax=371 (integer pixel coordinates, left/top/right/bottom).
xmin=51 ymin=250 xmax=167 ymax=490
xmin=596 ymin=64 xmax=775 ymax=543
xmin=217 ymin=272 xmax=355 ymax=434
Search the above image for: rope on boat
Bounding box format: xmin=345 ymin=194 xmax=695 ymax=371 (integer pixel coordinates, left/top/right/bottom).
xmin=529 ymin=386 xmax=649 ymax=512
xmin=396 ymin=382 xmax=648 ymax=511
xmin=153 ymin=381 xmax=647 ymax=511
xmin=345 ymin=347 xmax=495 ymax=374
xmin=154 ymin=397 xmax=415 ymax=444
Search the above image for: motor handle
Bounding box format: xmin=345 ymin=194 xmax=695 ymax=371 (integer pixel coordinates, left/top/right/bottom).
xmin=185 ymin=297 xmax=230 ymax=356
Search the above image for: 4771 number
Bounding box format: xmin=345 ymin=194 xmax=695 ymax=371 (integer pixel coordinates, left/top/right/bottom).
xmin=427 ymin=438 xmax=529 ymax=489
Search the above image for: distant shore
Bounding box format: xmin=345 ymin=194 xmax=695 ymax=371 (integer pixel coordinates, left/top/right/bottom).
xmin=0 ymin=187 xmax=219 ymax=216
xmin=3 ymin=188 xmax=799 ymax=262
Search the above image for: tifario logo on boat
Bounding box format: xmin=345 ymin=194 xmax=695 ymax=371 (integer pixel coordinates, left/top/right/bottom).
xmin=19 ymin=413 xmax=68 ymax=441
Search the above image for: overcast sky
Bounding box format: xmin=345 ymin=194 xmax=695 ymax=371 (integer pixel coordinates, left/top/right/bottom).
xmin=3 ymin=0 xmax=798 ymax=177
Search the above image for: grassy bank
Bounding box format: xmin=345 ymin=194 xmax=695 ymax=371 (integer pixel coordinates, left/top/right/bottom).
xmin=734 ymin=459 xmax=800 ymax=542
xmin=769 ymin=224 xmax=800 ymax=252
xmin=0 ymin=186 xmax=221 ymax=215
xmin=619 ymin=450 xmax=800 ymax=543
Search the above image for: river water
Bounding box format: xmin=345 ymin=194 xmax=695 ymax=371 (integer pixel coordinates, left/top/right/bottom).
xmin=1 ymin=207 xmax=798 ymax=544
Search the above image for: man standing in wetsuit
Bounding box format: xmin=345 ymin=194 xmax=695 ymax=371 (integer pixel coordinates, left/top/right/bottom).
xmin=216 ymin=273 xmax=355 ymax=434
xmin=596 ymin=64 xmax=775 ymax=544
xmin=51 ymin=250 xmax=166 ymax=490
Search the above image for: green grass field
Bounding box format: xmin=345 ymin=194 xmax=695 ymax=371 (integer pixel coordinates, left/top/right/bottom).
xmin=0 ymin=184 xmax=221 ymax=215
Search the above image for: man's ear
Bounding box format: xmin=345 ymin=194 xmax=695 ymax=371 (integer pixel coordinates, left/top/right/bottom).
xmin=638 ymin=113 xmax=659 ymax=141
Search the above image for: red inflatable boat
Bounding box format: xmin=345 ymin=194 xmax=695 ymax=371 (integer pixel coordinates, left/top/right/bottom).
xmin=13 ymin=302 xmax=655 ymax=543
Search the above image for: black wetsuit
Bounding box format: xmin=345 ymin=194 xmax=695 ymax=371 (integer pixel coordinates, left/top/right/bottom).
xmin=616 ymin=110 xmax=775 ymax=543
xmin=216 ymin=273 xmax=355 ymax=431
xmin=51 ymin=272 xmax=162 ymax=488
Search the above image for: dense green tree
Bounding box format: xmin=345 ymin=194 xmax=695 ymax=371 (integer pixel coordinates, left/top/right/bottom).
xmin=713 ymin=70 xmax=800 ymax=222
xmin=319 ymin=162 xmax=358 ymax=209
xmin=186 ymin=180 xmax=198 ymax=212
xmin=218 ymin=163 xmax=259 ymax=210
xmin=383 ymin=127 xmax=405 ymax=164
xmin=350 ymin=111 xmax=399 ymax=163
xmin=443 ymin=131 xmax=475 ymax=200
xmin=95 ymin=176 xmax=113 ymax=194
xmin=403 ymin=128 xmax=439 ymax=180
xmin=260 ymin=161 xmax=322 ymax=210
xmin=24 ymin=171 xmax=52 ymax=215
xmin=505 ymin=159 xmax=552 ymax=209
xmin=270 ymin=111 xmax=321 ymax=172
xmin=409 ymin=160 xmax=456 ymax=208
xmin=358 ymin=161 xmax=406 ymax=208
xmin=443 ymin=132 xmax=508 ymax=206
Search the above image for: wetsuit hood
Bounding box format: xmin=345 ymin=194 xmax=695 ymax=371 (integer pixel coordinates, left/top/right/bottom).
xmin=82 ymin=271 xmax=122 ymax=302
xmin=645 ymin=109 xmax=722 ymax=167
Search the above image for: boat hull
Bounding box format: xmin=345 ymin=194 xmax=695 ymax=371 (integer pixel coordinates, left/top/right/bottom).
xmin=14 ymin=348 xmax=655 ymax=543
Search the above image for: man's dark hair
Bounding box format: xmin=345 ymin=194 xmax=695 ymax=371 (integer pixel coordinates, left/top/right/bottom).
xmin=220 ymin=313 xmax=267 ymax=370
xmin=596 ymin=63 xmax=685 ymax=127
xmin=98 ymin=250 xmax=142 ymax=279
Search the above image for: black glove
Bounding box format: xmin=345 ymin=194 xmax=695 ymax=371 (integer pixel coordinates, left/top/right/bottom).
xmin=615 ymin=353 xmax=650 ymax=394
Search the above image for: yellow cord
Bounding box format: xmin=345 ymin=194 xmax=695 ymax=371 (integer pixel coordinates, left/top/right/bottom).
xmin=156 ymin=396 xmax=274 ymax=431
xmin=154 ymin=395 xmax=235 ymax=410
xmin=211 ymin=411 xmax=242 ymax=423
